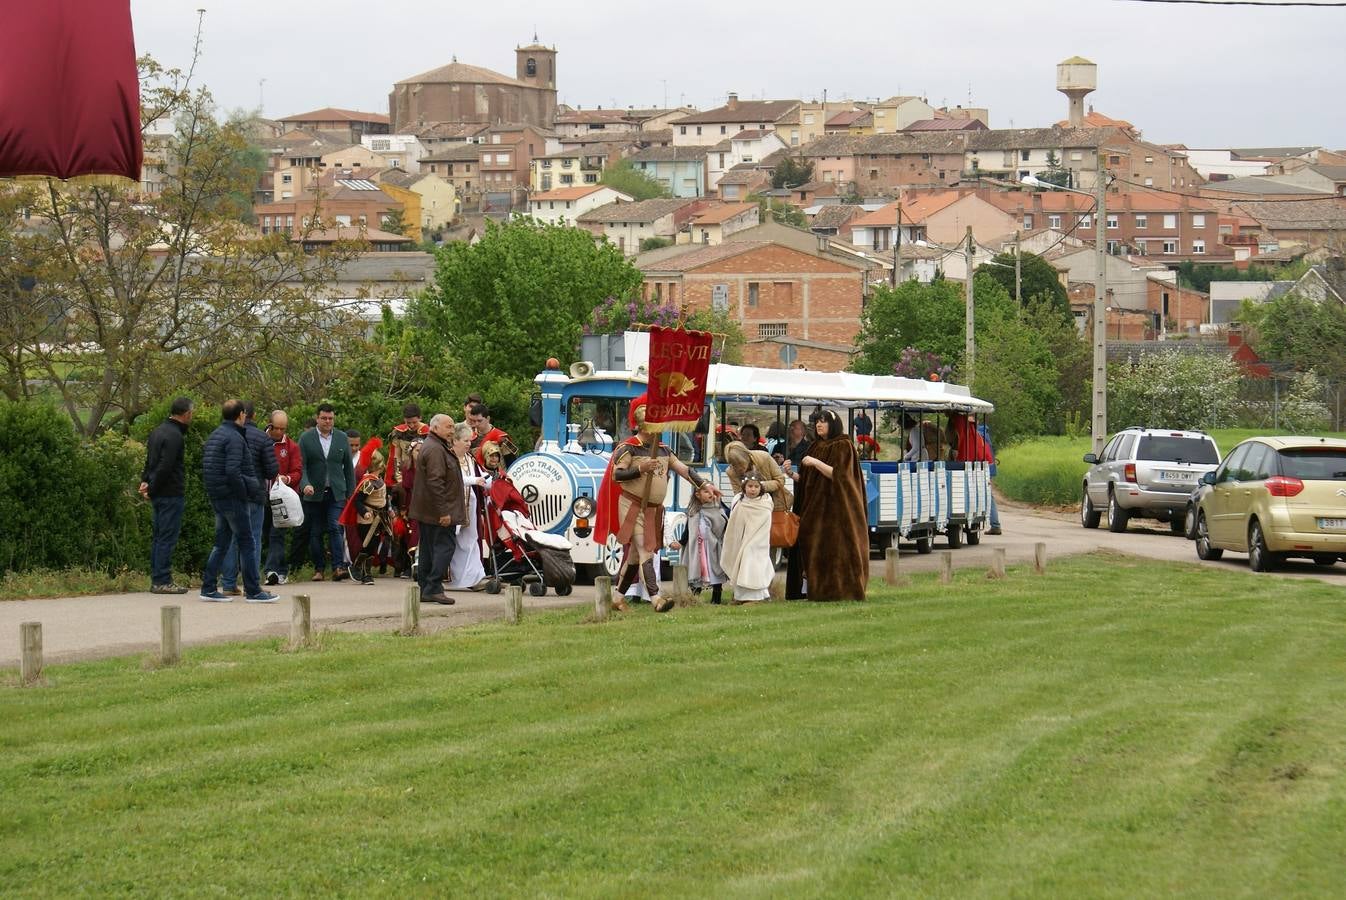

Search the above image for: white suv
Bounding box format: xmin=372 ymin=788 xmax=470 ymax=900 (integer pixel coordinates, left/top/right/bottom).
xmin=1081 ymin=428 xmax=1222 ymax=533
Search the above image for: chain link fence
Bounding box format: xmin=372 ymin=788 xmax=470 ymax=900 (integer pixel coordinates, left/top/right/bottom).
xmin=1236 ymin=375 xmax=1344 ymax=432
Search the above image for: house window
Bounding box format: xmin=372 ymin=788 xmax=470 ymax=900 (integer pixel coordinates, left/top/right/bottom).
xmin=560 ymin=174 xmax=573 ymax=185
xmin=1019 ymin=170 xmax=1030 ymax=180
xmin=1218 ymin=224 xmax=1233 ymax=235
xmin=335 ymin=214 xmax=351 ymax=226
xmin=541 ymin=160 xmax=552 ymax=169
xmin=1023 ymin=214 xmax=1034 ymax=229
xmin=701 ymin=229 xmax=710 ymax=243
xmin=748 ymin=282 xmax=760 ymax=306
xmin=584 ymin=173 xmax=598 ymax=184
xmin=758 ymin=322 xmax=788 ymax=338
xmin=372 ymin=139 xmax=390 ymax=151
xmin=1163 ymin=214 xmax=1177 ymax=229
xmin=1109 ymin=155 xmax=1121 ymax=165
xmin=1020 ymin=150 xmax=1030 ymax=162
xmin=718 ymin=153 xmax=726 ymax=167
xmin=1048 ymin=214 xmax=1062 ymax=229
xmin=1193 ymin=240 xmax=1206 ymax=254
xmin=496 ymin=153 xmax=510 ymax=164
xmin=1193 ymin=214 xmax=1206 ymax=228
xmin=680 ymin=126 xmax=686 ymax=135
xmin=696 ymin=126 xmax=702 ymax=136
xmin=1070 ymin=151 xmax=1083 ymax=161
xmin=720 ymin=125 xmax=727 ymax=134
xmin=286 ymin=216 xmax=293 ymax=230
xmin=1078 ymin=214 xmax=1092 ymax=229
xmin=1144 ymin=177 xmax=1154 ymax=186
xmin=869 ymin=169 xmax=879 ymax=179
xmin=804 ymin=113 xmax=815 ymax=125
xmin=1145 ymin=156 xmax=1154 ymax=164
xmin=1162 ymin=240 xmax=1177 ymax=255
xmin=1107 ymin=240 xmax=1120 ymax=254
xmin=281 ymin=173 xmax=292 ymax=184
xmin=1135 ymin=239 xmax=1147 ymax=255
xmin=1106 ymin=214 xmax=1119 ymax=229
xmin=562 ymin=159 xmax=573 ymax=169
xmin=1134 ymin=214 xmax=1148 ymax=229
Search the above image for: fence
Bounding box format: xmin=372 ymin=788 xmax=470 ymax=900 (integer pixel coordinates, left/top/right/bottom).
xmin=1236 ymin=375 xmax=1344 ymax=431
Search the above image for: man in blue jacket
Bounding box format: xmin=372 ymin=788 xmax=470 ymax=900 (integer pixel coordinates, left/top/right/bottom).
xmin=199 ymin=399 xmax=278 ymax=602
xmin=139 ymin=396 xmax=194 ymax=594
xmin=219 ymin=402 xmax=280 ymax=595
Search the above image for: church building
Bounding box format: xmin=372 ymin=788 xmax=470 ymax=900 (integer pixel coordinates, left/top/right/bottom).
xmin=389 ymin=39 xmax=558 ymax=131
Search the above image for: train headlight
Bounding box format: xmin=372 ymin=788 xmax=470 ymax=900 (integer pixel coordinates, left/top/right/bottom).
xmin=571 ymin=495 xmax=595 ymax=518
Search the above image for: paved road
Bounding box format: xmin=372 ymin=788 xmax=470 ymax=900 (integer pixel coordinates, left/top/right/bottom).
xmin=4 ymin=503 xmax=1343 ymax=668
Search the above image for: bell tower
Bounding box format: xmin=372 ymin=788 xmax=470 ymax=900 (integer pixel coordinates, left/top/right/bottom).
xmin=516 ymin=34 xmax=556 ymax=91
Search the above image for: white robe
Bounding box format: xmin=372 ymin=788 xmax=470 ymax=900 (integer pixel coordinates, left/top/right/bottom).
xmin=720 ymin=492 xmax=775 ymax=601
xmin=448 ymin=457 xmax=487 ymax=589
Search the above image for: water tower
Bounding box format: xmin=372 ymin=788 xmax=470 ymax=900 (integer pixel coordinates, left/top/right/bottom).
xmin=1056 ymin=56 xmax=1097 ymax=127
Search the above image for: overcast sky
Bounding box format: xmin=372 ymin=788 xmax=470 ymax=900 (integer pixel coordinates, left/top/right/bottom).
xmin=129 ymin=0 xmax=1346 ymax=150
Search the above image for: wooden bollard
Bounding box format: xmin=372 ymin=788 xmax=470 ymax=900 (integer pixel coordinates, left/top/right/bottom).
xmin=1034 ymin=542 xmax=1047 ymax=575
xmin=160 ymin=605 xmax=181 ymax=666
xmin=940 ymin=551 xmax=954 ymax=584
xmin=20 ymin=622 xmax=42 ymax=685
xmin=988 ymin=547 xmax=1007 ymax=580
xmin=290 ymin=594 xmax=312 ymax=647
xmin=672 ymin=563 xmax=690 ymax=597
xmin=402 ymin=585 xmax=420 ymax=635
xmin=506 ymin=584 xmax=524 ymax=625
xmin=594 ymin=575 xmax=613 ymax=622
xmin=884 ymin=546 xmax=904 ymax=586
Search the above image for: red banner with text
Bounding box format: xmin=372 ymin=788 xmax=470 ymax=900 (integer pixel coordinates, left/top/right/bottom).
xmin=644 ymin=325 xmax=713 ymax=432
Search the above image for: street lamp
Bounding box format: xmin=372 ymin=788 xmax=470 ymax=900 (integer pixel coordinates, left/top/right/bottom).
xmin=1021 ymin=164 xmax=1109 ymax=457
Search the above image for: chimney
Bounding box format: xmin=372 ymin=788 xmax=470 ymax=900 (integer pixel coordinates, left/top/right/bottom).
xmin=726 ymin=92 xmax=739 ymax=110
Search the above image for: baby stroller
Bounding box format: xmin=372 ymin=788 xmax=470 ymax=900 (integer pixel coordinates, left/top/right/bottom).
xmin=483 ymin=477 xmax=576 ymax=597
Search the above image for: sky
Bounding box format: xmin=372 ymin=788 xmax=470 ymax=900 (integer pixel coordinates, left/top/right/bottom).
xmin=129 ymin=0 xmax=1346 ymax=150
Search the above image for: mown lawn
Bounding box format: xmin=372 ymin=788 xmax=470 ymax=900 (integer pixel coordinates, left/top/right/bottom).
xmin=997 ymin=428 xmax=1346 ymax=506
xmin=3 ymin=555 xmax=1346 ymax=897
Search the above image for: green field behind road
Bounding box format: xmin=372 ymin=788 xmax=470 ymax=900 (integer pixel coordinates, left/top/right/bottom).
xmin=4 ymin=555 xmax=1346 ymax=897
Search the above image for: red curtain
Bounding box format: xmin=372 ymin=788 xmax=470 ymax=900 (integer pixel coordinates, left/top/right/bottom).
xmin=0 ymin=0 xmax=142 ymax=180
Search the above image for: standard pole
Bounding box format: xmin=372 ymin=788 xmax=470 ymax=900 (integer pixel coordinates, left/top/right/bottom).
xmin=1092 ymin=152 xmax=1109 ymax=457
xmin=1014 ymin=229 xmax=1022 ymax=305
xmin=964 ymin=226 xmax=976 ymax=385
xmin=892 ymin=204 xmax=902 ymax=287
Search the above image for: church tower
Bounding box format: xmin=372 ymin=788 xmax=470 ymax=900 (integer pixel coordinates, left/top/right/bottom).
xmin=516 ymin=35 xmax=556 ymax=91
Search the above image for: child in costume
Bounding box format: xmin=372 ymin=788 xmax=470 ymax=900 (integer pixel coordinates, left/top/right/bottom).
xmin=679 ymin=481 xmax=729 ymax=604
xmin=720 ymin=473 xmax=775 ymax=604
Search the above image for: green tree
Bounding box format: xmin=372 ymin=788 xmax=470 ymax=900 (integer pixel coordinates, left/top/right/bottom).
xmin=587 ymin=296 xmax=747 ymax=365
xmin=599 ymin=160 xmax=671 ymax=200
xmin=749 ymin=194 xmax=806 ymax=228
xmin=639 ymin=236 xmax=673 ymax=252
xmin=971 ymin=299 xmax=1066 ymax=445
xmin=771 ymin=157 xmax=815 ymax=190
xmin=976 ymin=251 xmax=1069 ymax=314
xmin=380 ymin=207 xmax=409 ymax=237
xmin=1034 ymin=151 xmax=1072 ymax=188
xmin=851 ymin=279 xmax=970 ymax=376
xmin=1109 ymin=351 xmax=1241 ymax=431
xmin=1253 ymin=291 xmax=1346 ymax=380
xmin=413 ymin=218 xmax=644 ymax=384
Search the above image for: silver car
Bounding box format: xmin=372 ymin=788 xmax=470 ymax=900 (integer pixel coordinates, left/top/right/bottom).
xmin=1081 ymin=428 xmax=1222 ymax=533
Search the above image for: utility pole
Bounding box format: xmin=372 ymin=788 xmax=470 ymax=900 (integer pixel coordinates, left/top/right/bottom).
xmin=965 ymin=225 xmax=976 ymax=385
xmin=892 ymin=204 xmax=903 ymax=287
xmin=1092 ymin=151 xmax=1109 ymax=457
xmin=1014 ymin=229 xmax=1021 ymax=305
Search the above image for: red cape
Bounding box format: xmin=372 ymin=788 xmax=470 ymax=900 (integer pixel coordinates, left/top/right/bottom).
xmin=338 ymin=473 xmax=381 ymax=527
xmin=593 ymin=436 xmax=644 ymax=546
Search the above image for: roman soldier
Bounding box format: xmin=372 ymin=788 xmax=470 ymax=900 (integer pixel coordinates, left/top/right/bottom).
xmin=386 ymin=402 xmax=430 ymax=577
xmin=340 ymin=439 xmax=394 ymax=585
xmin=466 ymin=402 xmax=518 ymax=467
xmin=593 ymin=392 xmax=719 ymax=613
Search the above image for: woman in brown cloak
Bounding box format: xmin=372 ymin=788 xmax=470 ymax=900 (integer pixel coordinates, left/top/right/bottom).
xmin=785 ymin=409 xmax=869 ymax=601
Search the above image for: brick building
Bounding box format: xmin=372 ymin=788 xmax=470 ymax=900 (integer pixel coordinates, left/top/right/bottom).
xmin=800 ymin=132 xmax=973 ymax=194
xmin=636 ymin=241 xmax=869 ymax=369
xmin=389 ymin=42 xmax=557 ymax=131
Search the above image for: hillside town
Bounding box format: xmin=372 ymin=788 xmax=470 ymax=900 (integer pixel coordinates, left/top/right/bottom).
xmin=175 ymin=41 xmax=1346 ymax=371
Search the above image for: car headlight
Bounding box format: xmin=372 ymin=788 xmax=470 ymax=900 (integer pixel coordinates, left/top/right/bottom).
xmin=572 ymin=496 xmax=595 ymax=518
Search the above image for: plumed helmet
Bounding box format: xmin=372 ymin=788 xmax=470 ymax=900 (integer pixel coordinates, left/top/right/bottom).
xmin=628 ymin=391 xmax=649 ymax=432
xmin=357 ymin=437 xmax=385 ymax=472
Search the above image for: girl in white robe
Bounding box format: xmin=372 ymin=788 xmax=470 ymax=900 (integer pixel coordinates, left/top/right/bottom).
xmin=720 ymin=475 xmax=775 ymax=603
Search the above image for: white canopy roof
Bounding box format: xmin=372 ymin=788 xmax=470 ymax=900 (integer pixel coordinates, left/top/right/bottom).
xmin=703 ymin=364 xmax=993 ymax=413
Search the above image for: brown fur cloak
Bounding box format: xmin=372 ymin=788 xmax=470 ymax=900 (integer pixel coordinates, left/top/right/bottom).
xmin=787 ymin=431 xmax=868 ymax=601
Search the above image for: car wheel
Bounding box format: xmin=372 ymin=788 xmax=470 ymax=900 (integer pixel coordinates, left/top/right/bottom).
xmin=1312 ymin=554 xmax=1337 ymax=567
xmin=947 ymin=525 xmax=963 ymax=549
xmin=915 ymin=536 xmax=933 ymax=555
xmin=1081 ymin=487 xmax=1101 ymax=529
xmin=1184 ymin=503 xmax=1199 ymax=540
xmin=965 ymin=527 xmax=982 ymax=546
xmin=1195 ymin=512 xmax=1223 ymax=561
xmin=1248 ymin=520 xmax=1278 ymax=572
xmin=1107 ymin=490 xmax=1129 ymax=533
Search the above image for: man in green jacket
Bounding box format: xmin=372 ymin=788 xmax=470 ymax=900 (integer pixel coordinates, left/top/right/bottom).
xmin=298 ymin=403 xmax=356 ymax=580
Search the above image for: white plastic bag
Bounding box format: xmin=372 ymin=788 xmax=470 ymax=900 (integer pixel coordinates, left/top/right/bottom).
xmin=269 ymin=480 xmax=305 ymax=528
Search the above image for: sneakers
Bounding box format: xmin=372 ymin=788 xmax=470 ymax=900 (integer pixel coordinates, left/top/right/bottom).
xmin=275 ymin=574 xmax=289 ymax=585
xmin=199 ymin=590 xmax=232 ymax=602
xmin=264 ymin=571 xmax=279 ymax=586
xmin=245 ymin=591 xmax=279 ymax=603
xmin=151 ymin=583 xmax=188 ymax=595
xmin=222 ymin=587 xmax=243 ymax=596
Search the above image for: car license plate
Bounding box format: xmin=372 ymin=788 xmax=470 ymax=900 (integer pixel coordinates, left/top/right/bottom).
xmin=1318 ymin=518 xmax=1346 ymax=530
xmin=1159 ymin=471 xmax=1192 ymax=482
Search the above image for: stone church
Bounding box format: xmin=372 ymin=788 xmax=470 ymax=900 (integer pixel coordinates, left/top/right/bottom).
xmin=389 ymin=40 xmax=557 ymax=131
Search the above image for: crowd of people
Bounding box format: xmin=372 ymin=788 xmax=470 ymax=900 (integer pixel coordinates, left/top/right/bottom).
xmin=139 ymin=395 xmax=516 ymax=605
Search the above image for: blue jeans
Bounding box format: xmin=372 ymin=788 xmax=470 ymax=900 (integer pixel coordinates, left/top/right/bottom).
xmin=221 ymin=501 xmax=265 ymax=591
xmin=202 ymin=497 xmax=261 ymax=596
xmin=306 ymin=490 xmax=346 ymax=573
xmin=149 ymin=495 xmax=186 ymax=586
xmin=263 ymin=505 xmax=291 ymax=577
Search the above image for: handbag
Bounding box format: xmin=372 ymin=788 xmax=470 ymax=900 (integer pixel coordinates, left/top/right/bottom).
xmin=770 ymin=509 xmax=800 ymax=548
xmin=269 ymin=480 xmax=305 ymax=528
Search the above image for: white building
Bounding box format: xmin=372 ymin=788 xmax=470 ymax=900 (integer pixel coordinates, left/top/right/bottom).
xmin=526 ymin=185 xmax=633 ymax=227
xmin=360 ymin=134 xmax=429 ymax=173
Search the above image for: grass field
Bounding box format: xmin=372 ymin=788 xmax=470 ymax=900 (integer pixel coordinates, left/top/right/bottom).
xmin=997 ymin=428 xmax=1346 ymax=506
xmin=4 ymin=555 xmax=1346 ymax=896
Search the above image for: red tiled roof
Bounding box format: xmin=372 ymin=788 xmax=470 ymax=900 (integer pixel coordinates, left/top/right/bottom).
xmin=692 ymin=202 xmax=758 ymax=225
xmin=278 ymin=107 xmax=390 ymax=125
xmin=849 ymin=192 xmax=965 ymax=228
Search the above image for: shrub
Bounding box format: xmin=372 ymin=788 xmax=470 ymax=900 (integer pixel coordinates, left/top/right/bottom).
xmin=1109 ymin=351 xmax=1240 ymax=432
xmin=1279 ymin=371 xmax=1332 ymax=432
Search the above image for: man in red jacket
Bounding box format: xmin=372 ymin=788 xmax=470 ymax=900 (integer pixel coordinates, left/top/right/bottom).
xmin=263 ymin=409 xmax=304 ymax=586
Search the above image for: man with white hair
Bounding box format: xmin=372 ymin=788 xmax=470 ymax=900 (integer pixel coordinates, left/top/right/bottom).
xmin=263 ymin=409 xmax=302 ymax=585
xmin=408 ymin=413 xmax=465 ymax=604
